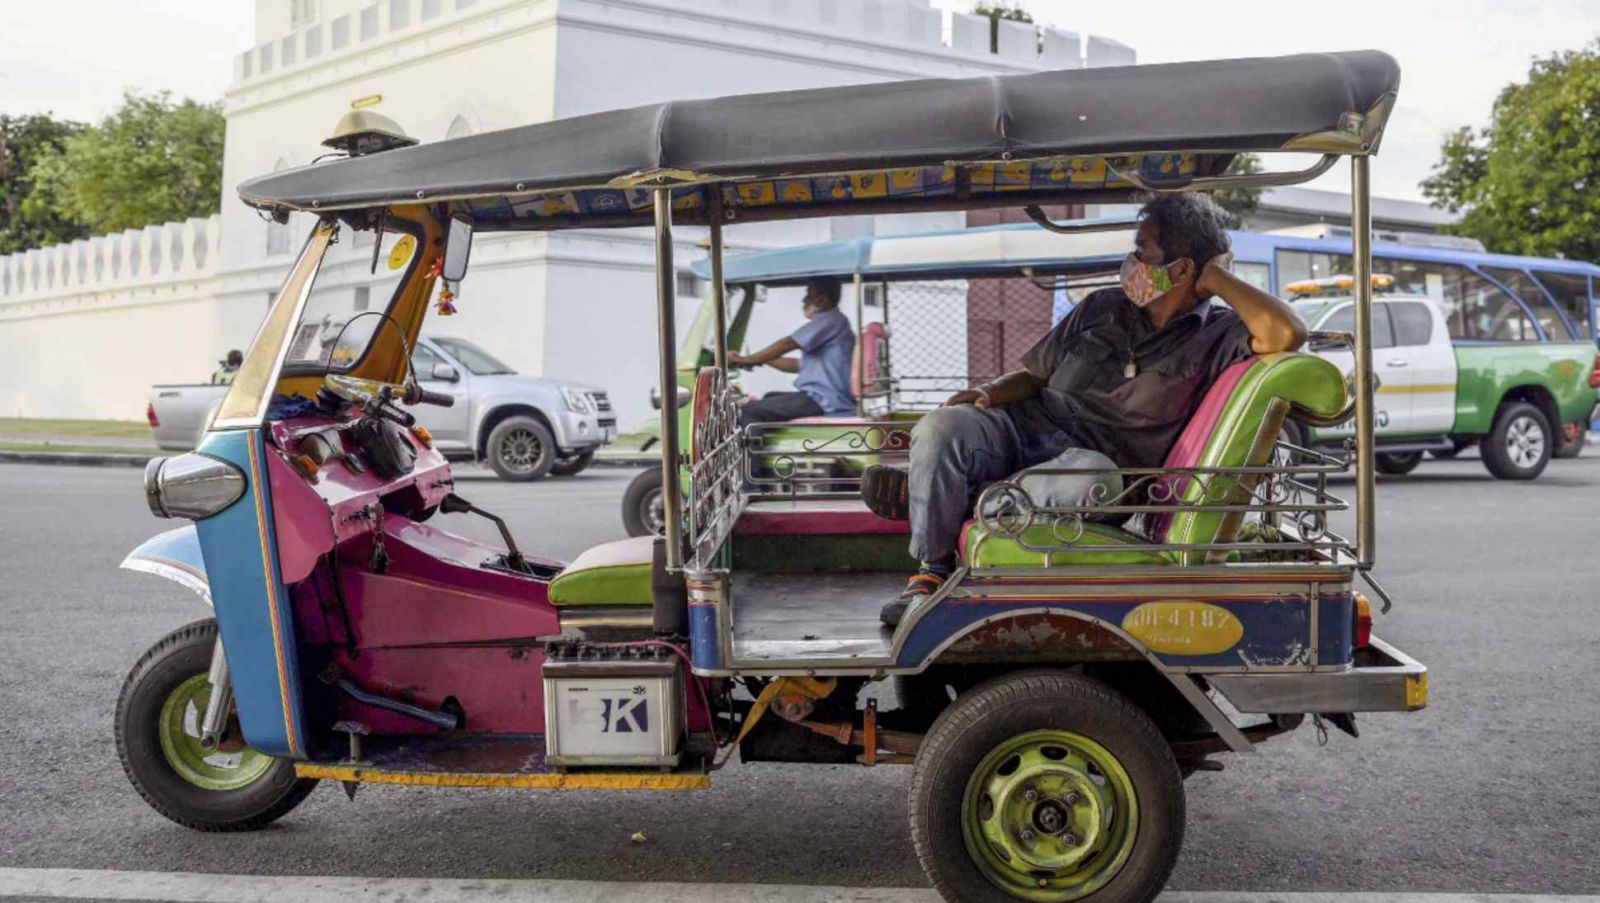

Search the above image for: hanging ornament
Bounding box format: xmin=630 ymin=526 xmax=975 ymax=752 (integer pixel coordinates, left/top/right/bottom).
xmin=427 ymin=256 xmax=457 ymax=315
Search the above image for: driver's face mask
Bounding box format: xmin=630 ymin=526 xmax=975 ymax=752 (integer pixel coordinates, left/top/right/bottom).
xmin=1119 ymin=254 xmax=1176 ymax=308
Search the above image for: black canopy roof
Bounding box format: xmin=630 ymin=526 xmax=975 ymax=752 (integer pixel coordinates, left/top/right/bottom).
xmin=240 ymin=51 xmax=1398 ymax=228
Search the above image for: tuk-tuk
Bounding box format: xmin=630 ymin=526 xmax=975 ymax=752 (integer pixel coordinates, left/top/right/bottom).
xmin=120 ymin=52 xmax=1425 ymax=903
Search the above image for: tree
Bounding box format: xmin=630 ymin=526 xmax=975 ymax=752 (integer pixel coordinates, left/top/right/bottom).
xmin=1211 ymin=153 xmax=1264 ymax=228
xmin=973 ymin=2 xmax=1033 ymax=54
xmin=0 ymin=114 xmax=88 ymax=254
xmin=24 ymin=91 xmax=225 ymax=236
xmin=1421 ymin=42 xmax=1600 ymax=261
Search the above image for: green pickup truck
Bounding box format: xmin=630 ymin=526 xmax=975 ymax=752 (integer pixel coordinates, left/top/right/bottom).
xmin=1287 ymin=289 xmax=1599 ymax=479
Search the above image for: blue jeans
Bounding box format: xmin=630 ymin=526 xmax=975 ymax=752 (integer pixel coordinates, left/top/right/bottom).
xmin=908 ymin=405 xmax=1074 ymax=564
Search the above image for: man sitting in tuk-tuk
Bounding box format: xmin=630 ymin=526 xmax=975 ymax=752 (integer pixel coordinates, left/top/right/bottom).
xmin=862 ymin=192 xmax=1308 ymax=626
xmin=730 ymin=276 xmax=856 ymax=425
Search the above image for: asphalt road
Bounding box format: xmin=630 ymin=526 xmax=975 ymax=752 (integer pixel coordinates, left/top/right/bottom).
xmin=2 ymin=454 xmax=1598 ymax=894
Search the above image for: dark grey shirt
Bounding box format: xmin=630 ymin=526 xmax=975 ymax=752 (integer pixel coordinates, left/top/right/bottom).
xmin=1006 ymin=288 xmax=1255 ymax=467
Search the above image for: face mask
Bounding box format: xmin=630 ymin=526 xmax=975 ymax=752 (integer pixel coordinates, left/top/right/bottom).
xmin=1119 ymin=253 xmax=1175 ymax=308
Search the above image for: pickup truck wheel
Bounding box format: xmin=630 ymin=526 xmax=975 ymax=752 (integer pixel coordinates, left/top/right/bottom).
xmin=1375 ymin=452 xmax=1423 ymax=475
xmin=1553 ymin=422 xmax=1586 ymax=459
xmin=910 ymin=671 xmax=1183 ymax=903
xmin=1481 ymin=402 xmax=1551 ymax=480
xmin=486 ymin=417 xmax=555 ymax=481
xmin=550 ymin=449 xmax=595 ymax=477
xmin=116 ymin=619 xmax=316 ymax=831
xmin=622 ymin=467 xmax=665 ymax=537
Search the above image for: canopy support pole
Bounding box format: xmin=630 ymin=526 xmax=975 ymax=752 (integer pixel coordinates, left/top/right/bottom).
xmin=854 ymin=271 xmax=866 ymax=417
xmin=1350 ymin=157 xmax=1376 ymax=569
xmin=708 ymin=189 xmax=729 ymax=373
xmin=653 ymin=187 xmax=684 ymax=572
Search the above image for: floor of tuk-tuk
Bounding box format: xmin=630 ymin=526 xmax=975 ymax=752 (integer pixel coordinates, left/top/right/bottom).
xmin=295 ymin=734 xmax=712 ymax=789
xmin=730 ymin=571 xmax=904 ymax=664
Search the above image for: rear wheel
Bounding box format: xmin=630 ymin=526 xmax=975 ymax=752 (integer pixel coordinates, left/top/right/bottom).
xmin=910 ymin=671 xmax=1183 ymax=903
xmin=550 ymin=449 xmax=596 ymax=476
xmin=1375 ymin=452 xmax=1423 ymax=475
xmin=116 ymin=619 xmax=315 ymax=831
xmin=622 ymin=466 xmax=665 ymax=537
xmin=1481 ymin=401 xmax=1551 ymax=480
xmin=486 ymin=416 xmax=555 ymax=481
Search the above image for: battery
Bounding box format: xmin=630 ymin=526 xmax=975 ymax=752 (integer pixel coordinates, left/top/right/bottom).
xmin=542 ymin=656 xmax=684 ymax=768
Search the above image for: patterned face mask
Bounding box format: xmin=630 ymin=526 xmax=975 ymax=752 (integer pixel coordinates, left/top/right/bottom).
xmin=1119 ymin=253 xmax=1175 ymax=308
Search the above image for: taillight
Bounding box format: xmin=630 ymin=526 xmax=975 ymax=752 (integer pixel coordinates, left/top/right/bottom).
xmin=1588 ymin=353 xmax=1600 ymax=389
xmin=1352 ymin=593 xmax=1373 ymax=648
xmin=146 ymin=402 xmax=160 ymax=428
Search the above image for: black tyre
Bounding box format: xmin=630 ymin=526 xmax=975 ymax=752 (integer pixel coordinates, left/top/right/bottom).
xmin=1553 ymin=422 xmax=1586 ymax=460
xmin=116 ymin=619 xmax=316 ymax=831
xmin=1375 ymin=452 xmax=1423 ymax=475
xmin=1481 ymin=401 xmax=1552 ymax=480
xmin=550 ymin=449 xmax=596 ymax=477
xmin=486 ymin=416 xmax=555 ymax=481
xmin=910 ymin=670 xmax=1184 ymax=903
xmin=622 ymin=466 xmax=665 ymax=537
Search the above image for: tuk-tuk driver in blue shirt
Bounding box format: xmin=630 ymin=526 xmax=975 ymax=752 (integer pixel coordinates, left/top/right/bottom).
xmin=860 ymin=192 xmax=1309 ymax=627
xmin=731 ymin=276 xmax=857 ymax=425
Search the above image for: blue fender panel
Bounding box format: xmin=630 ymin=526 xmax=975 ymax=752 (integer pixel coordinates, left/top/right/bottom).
xmin=190 ymin=429 xmax=307 ymax=759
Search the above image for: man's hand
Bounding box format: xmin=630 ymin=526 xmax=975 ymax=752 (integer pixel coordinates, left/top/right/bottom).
xmin=727 ymin=353 xmax=754 ymax=369
xmin=1195 ymin=258 xmax=1230 ymax=300
xmin=944 ymin=388 xmax=991 ymax=407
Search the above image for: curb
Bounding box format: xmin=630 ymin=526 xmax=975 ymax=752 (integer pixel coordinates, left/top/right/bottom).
xmin=0 ymin=450 xmax=152 ymax=468
xmin=593 ymin=454 xmax=658 ymax=468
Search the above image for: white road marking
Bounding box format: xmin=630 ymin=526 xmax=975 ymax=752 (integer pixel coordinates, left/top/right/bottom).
xmin=1 ymin=869 xmax=1598 ymax=903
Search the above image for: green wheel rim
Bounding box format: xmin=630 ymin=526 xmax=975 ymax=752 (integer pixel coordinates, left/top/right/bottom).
xmin=157 ymin=674 xmax=273 ymax=791
xmin=961 ymin=729 xmax=1139 ymax=901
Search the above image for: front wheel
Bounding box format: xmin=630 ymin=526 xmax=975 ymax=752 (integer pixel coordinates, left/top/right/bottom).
xmin=1481 ymin=401 xmax=1551 ymax=480
xmin=621 ymin=466 xmax=665 ymax=537
xmin=910 ymin=671 xmax=1184 ymax=903
xmin=116 ymin=619 xmax=315 ymax=831
xmin=486 ymin=416 xmax=556 ymax=481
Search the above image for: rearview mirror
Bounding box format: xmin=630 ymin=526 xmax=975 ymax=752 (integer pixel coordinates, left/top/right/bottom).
xmin=431 ymin=362 xmax=460 ymax=382
xmin=442 ymin=215 xmax=473 ymax=283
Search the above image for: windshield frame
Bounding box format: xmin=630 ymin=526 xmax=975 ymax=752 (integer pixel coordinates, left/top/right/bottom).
xmin=279 ymin=217 xmax=427 ymax=380
xmin=432 ymin=336 xmax=517 ymax=376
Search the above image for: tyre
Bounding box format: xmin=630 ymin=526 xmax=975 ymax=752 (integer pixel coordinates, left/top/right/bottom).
xmin=550 ymin=449 xmax=596 ymax=477
xmin=1375 ymin=451 xmax=1423 ymax=475
xmin=910 ymin=670 xmax=1184 ymax=903
xmin=622 ymin=466 xmax=665 ymax=537
xmin=116 ymin=619 xmax=316 ymax=831
xmin=1481 ymin=401 xmax=1552 ymax=480
xmin=486 ymin=416 xmax=556 ymax=481
xmin=1553 ymin=422 xmax=1586 ymax=460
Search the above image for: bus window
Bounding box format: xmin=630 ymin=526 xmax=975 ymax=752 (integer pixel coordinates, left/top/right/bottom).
xmin=1234 ymin=261 xmax=1271 ymax=293
xmin=1483 ymin=266 xmax=1576 ymax=340
xmin=1275 ymin=249 xmax=1343 ymax=286
xmin=1531 ymin=270 xmax=1593 ymax=341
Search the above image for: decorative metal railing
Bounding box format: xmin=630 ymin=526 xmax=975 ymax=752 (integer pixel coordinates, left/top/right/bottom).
xmin=968 ymin=441 xmax=1352 ymax=566
xmin=686 ymin=374 xmax=746 ymax=569
xmin=741 ymin=420 xmax=913 ymax=498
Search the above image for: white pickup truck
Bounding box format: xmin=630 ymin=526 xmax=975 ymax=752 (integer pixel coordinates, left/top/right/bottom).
xmin=148 ymin=335 xmax=615 ymax=480
xmin=1288 ymin=290 xmax=1597 ymax=480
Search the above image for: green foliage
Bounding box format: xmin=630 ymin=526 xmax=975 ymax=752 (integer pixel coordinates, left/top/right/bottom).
xmin=1421 ymin=42 xmax=1600 ymax=261
xmin=0 ymin=114 xmax=88 ymax=254
xmin=24 ymin=91 xmax=225 ymax=237
xmin=1211 ymin=153 xmax=1264 ymax=227
xmin=973 ymin=1 xmax=1034 ymax=54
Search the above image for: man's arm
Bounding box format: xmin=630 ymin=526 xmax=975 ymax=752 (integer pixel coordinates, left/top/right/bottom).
xmin=766 ymin=356 xmax=799 ymax=373
xmin=729 ymin=336 xmax=800 ymax=369
xmin=1197 ymin=262 xmax=1307 ymax=353
xmin=946 ymin=370 xmax=1040 ymax=407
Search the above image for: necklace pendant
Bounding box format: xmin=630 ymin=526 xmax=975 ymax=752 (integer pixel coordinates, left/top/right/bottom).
xmin=1123 ymin=360 xmax=1138 ymax=379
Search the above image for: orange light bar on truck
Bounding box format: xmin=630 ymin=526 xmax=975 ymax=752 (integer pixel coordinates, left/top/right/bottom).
xmin=1284 ymin=274 xmax=1396 ymax=295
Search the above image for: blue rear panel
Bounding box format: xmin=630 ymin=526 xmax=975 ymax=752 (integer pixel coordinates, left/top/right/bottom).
xmin=191 ymin=429 xmax=307 ymax=758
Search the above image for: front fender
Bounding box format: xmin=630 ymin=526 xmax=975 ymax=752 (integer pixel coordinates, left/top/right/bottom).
xmin=122 ymin=526 xmax=211 ymax=607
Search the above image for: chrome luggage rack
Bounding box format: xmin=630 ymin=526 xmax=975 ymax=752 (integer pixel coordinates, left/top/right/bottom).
xmin=742 ymin=420 xmax=913 ymax=498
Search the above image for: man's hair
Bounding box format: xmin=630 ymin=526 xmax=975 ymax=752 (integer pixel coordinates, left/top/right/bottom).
xmin=226 ymin=349 xmax=243 ymax=367
xmin=805 ymin=276 xmax=842 ymax=308
xmin=1138 ymin=192 xmax=1230 ymax=268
